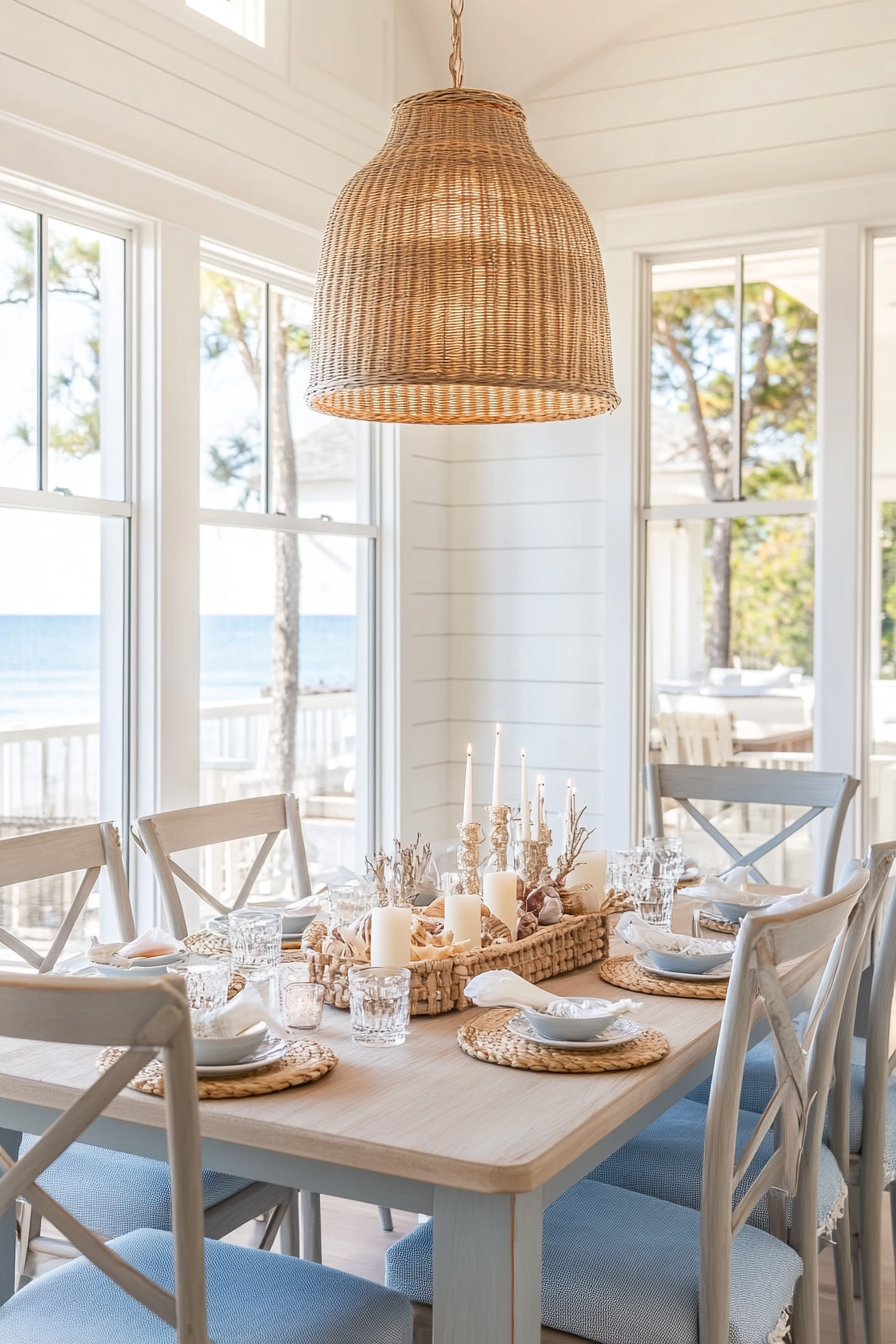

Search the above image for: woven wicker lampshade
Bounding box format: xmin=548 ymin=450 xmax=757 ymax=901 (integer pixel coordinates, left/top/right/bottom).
xmin=307 ymin=87 xmax=619 ymax=425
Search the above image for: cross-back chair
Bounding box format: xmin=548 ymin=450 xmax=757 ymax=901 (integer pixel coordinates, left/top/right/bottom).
xmin=0 ymin=821 xmax=135 ymax=971
xmin=385 ymin=867 xmax=869 ymax=1344
xmin=0 ymin=822 xmax=293 ymax=1284
xmin=822 ymin=840 xmax=896 ymax=1344
xmin=136 ymin=793 xmax=312 ymax=940
xmin=0 ymin=974 xmax=414 ymax=1343
xmin=642 ymin=762 xmax=858 ymax=894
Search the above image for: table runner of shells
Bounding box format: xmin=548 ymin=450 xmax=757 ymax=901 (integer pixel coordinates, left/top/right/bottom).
xmin=599 ymin=955 xmax=728 ymax=1000
xmin=457 ymin=1008 xmax=669 ymax=1074
xmin=96 ymin=1040 xmax=338 ymax=1100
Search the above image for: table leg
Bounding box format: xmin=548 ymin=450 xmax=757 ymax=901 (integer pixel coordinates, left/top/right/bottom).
xmin=432 ymin=1187 xmax=542 ymax=1344
xmin=0 ymin=1131 xmax=22 ymax=1305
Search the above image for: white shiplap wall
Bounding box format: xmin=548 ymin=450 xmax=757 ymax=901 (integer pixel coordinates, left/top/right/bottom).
xmin=400 ymin=421 xmax=605 ymax=849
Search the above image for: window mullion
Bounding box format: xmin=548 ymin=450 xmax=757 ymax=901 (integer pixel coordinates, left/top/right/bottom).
xmin=732 ymin=251 xmax=743 ymax=504
xmin=38 ymin=212 xmax=49 ymax=491
xmin=263 ymin=280 xmax=272 ymax=514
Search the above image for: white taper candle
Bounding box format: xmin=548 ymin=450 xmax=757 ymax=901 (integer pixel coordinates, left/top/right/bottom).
xmin=520 ymin=749 xmax=530 ymax=840
xmin=463 ymin=742 xmax=473 ymax=824
xmin=492 ymin=724 xmax=502 ymax=806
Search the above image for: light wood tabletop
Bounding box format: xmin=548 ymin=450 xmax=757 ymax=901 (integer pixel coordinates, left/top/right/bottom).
xmin=0 ymin=907 xmax=827 ymax=1344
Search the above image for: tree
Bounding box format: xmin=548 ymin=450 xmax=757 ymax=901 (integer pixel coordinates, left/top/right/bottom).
xmin=200 ymin=272 xmax=310 ymax=794
xmin=652 ymin=275 xmax=817 ymax=670
xmin=1 ymin=218 xmax=104 ymax=461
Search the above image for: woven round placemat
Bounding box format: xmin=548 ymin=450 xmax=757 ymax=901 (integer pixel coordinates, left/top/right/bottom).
xmin=96 ymin=1040 xmax=337 ymax=1100
xmin=185 ymin=930 xmax=306 ymax=956
xmin=457 ymin=1008 xmax=669 ymax=1074
xmin=600 ymin=955 xmax=727 ymax=1000
xmin=697 ymin=910 xmax=740 ymax=936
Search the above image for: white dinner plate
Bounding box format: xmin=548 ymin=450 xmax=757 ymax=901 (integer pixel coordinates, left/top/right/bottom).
xmin=195 ymin=1038 xmax=287 ymax=1077
xmin=634 ymin=950 xmax=731 ymax=983
xmin=506 ymin=1013 xmax=643 ymax=1052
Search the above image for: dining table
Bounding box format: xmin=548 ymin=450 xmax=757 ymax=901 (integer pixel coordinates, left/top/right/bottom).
xmin=0 ymin=899 xmax=826 ymax=1344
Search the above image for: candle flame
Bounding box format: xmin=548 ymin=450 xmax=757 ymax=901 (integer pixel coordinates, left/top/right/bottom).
xmin=467 ymin=743 xmax=472 ymax=755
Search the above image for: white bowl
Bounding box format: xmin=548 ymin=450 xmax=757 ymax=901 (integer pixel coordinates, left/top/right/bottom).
xmin=522 ymin=998 xmax=619 ymax=1042
xmin=192 ymin=1024 xmax=268 ymax=1067
xmin=91 ymin=953 xmax=186 ymax=978
xmin=650 ymin=948 xmax=733 ymax=974
xmin=712 ymin=898 xmax=774 ymax=923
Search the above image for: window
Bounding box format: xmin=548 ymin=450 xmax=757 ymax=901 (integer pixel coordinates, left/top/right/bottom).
xmin=644 ymin=249 xmax=819 ymax=883
xmin=186 ymin=0 xmax=264 ymax=45
xmin=866 ymin=236 xmax=896 ymax=844
xmin=0 ymin=199 xmax=129 ymax=958
xmin=198 ymin=260 xmax=374 ymax=896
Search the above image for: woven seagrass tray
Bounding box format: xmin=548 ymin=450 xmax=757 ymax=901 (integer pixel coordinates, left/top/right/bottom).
xmin=96 ymin=1040 xmax=337 ymax=1100
xmin=289 ymin=910 xmax=612 ymax=1017
xmin=599 ymin=954 xmax=728 ymax=1001
xmin=697 ymin=910 xmax=740 ymax=936
xmin=457 ymin=1008 xmax=669 ymax=1074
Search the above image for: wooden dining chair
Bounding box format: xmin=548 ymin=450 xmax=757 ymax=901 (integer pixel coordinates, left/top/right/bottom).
xmin=0 ymin=973 xmax=414 ymax=1343
xmin=642 ymin=762 xmax=859 ymax=894
xmin=0 ymin=822 xmax=294 ymax=1285
xmin=137 ymin=793 xmax=394 ymax=1258
xmin=136 ymin=793 xmax=312 ymax=940
xmin=385 ymin=868 xmax=868 ymax=1344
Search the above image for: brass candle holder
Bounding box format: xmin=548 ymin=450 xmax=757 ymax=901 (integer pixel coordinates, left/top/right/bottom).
xmin=515 ymin=820 xmax=550 ymax=894
xmin=486 ymin=804 xmax=511 ymax=872
xmin=456 ymin=821 xmax=484 ymax=896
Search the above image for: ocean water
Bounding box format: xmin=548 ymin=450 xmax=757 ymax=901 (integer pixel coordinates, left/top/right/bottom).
xmin=0 ymin=614 xmax=356 ymax=726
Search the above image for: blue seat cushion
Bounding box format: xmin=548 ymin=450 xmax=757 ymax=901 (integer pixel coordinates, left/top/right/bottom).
xmin=385 ymin=1181 xmax=801 ymax=1344
xmin=0 ymin=1228 xmax=413 ymax=1344
xmin=687 ymin=1014 xmax=896 ymax=1186
xmin=587 ymin=1097 xmax=847 ymax=1237
xmin=19 ymin=1136 xmax=254 ymax=1237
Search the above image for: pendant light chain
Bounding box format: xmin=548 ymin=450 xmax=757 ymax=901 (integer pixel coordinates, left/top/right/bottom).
xmin=448 ymin=0 xmax=465 ymax=89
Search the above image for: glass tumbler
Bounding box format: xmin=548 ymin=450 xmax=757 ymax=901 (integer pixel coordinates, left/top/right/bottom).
xmin=348 ymin=966 xmax=411 ymax=1047
xmin=179 ymin=955 xmax=231 ymax=1012
xmin=229 ymin=908 xmax=283 ymax=1005
xmin=279 ymin=966 xmax=325 ymax=1032
xmin=632 ymin=875 xmax=676 ymax=930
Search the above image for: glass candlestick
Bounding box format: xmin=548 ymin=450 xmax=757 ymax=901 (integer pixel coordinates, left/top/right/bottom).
xmin=456 ymin=821 xmax=484 ymax=896
xmin=486 ymin=804 xmax=511 ymax=872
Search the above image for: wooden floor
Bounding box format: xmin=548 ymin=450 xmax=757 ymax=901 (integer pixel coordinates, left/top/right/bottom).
xmin=229 ymin=1194 xmax=896 ymax=1343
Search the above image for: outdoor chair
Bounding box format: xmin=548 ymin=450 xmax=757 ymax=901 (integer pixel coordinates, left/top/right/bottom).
xmin=384 ymin=868 xmax=867 ymax=1344
xmin=642 ymin=762 xmax=859 ymax=895
xmin=0 ymin=973 xmax=413 ymax=1344
xmin=0 ymin=822 xmax=293 ymax=1285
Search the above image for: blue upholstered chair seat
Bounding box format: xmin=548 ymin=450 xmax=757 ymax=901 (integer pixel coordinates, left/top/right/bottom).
xmin=19 ymin=1136 xmax=254 ymax=1237
xmin=687 ymin=1013 xmax=896 ymax=1187
xmin=586 ymin=1097 xmax=847 ymax=1237
xmin=0 ymin=1228 xmax=414 ymax=1344
xmin=385 ymin=1180 xmax=801 ymax=1344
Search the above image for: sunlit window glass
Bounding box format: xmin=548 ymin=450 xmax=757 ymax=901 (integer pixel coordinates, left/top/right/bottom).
xmin=0 ymin=204 xmax=39 ymax=490
xmin=199 ymin=267 xmax=265 ymax=511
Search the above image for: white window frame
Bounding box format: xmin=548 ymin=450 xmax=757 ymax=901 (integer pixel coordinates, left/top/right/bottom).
xmin=197 ymin=241 xmax=379 ymax=872
xmin=0 ymin=185 xmax=135 ymax=937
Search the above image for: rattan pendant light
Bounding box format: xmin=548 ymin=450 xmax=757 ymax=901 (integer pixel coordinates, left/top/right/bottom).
xmin=306 ymin=0 xmax=619 ymax=425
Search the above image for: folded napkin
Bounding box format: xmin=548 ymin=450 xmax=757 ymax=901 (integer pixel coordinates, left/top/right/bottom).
xmin=685 ymin=869 xmax=779 ymax=907
xmin=117 ymin=928 xmax=183 ymax=960
xmin=464 ymin=969 xmax=639 ymax=1016
xmin=615 ymin=912 xmax=735 ymax=957
xmin=191 ymin=983 xmax=292 ymax=1041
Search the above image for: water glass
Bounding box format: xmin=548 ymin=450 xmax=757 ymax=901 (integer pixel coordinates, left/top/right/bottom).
xmin=643 ymin=835 xmax=685 ymax=883
xmin=632 ymin=875 xmax=676 ymax=929
xmin=279 ymin=965 xmax=325 ymax=1032
xmin=326 ymin=884 xmax=372 ymax=929
xmin=228 ymin=908 xmax=283 ymax=973
xmin=607 ymin=847 xmax=652 ymax=901
xmin=348 ymin=966 xmax=411 ymax=1047
xmin=179 ymin=955 xmax=231 ymax=1012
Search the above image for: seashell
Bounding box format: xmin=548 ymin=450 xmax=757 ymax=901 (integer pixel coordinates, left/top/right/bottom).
xmin=301 ymin=921 xmax=328 ymax=952
xmin=537 ymin=893 xmax=564 ymax=925
xmin=481 ymin=914 xmax=513 ymax=946
xmin=516 ymin=911 xmax=539 ymax=941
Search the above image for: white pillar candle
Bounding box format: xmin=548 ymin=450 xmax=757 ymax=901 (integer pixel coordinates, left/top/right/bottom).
xmin=370 ymin=906 xmax=412 ymax=968
xmin=520 ymin=749 xmax=531 ymax=840
xmin=463 ymin=742 xmax=473 ymax=824
xmin=575 ymin=850 xmax=608 ymax=908
xmin=483 ymin=871 xmax=518 ymax=934
xmin=445 ymin=890 xmax=482 ymax=950
xmin=492 ymin=724 xmax=502 ymax=806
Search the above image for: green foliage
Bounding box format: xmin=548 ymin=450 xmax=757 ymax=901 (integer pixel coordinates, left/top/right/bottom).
xmin=729 ymin=516 xmax=815 ymax=673
xmin=199 ymin=270 xmax=311 ymax=505
xmin=879 ymin=502 xmax=896 ymax=678
xmin=1 ymin=219 xmax=103 ymax=458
